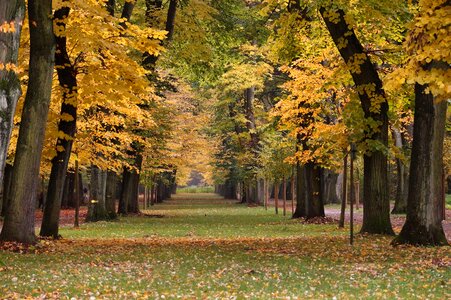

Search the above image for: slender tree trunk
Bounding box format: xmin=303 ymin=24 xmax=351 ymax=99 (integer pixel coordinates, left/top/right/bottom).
xmin=274 ymin=182 xmax=279 ymax=215
xmin=320 ymin=7 xmax=393 ymax=235
xmin=393 ymin=82 xmax=448 ymax=246
xmin=0 ymin=0 xmax=25 ymax=201
xmin=105 ymin=171 xmax=118 ymax=219
xmin=40 ymin=5 xmax=78 ymax=238
xmin=0 ymin=163 xmax=13 ymax=216
xmin=283 ymin=177 xmax=287 ymax=216
xmin=74 ymin=157 xmax=80 ymax=228
xmin=0 ymin=0 xmax=55 ymax=244
xmin=106 ymin=0 xmax=115 ymax=16
xmin=293 ymin=162 xmax=306 ymax=218
xmin=120 ymin=0 xmax=135 ymax=23
xmin=290 ymin=174 xmax=295 ymax=215
xmin=339 ymin=155 xmax=348 ymax=228
xmin=392 ymin=128 xmax=408 ymax=214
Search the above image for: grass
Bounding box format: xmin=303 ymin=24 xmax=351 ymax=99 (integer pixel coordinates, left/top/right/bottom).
xmin=446 ymin=194 xmax=451 ymax=209
xmin=0 ymin=193 xmax=450 ymax=299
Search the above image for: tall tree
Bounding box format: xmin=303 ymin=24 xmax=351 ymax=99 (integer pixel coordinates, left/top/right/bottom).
xmin=0 ymin=0 xmax=25 ymax=207
xmin=0 ymin=0 xmax=55 ymax=244
xmin=119 ymin=0 xmax=179 ymax=214
xmin=320 ymin=6 xmax=394 ymax=235
xmin=40 ymin=3 xmax=78 ymax=238
xmin=393 ymin=0 xmax=449 ymax=246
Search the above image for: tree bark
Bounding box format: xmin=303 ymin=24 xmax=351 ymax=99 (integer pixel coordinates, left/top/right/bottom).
xmin=120 ymin=0 xmax=135 ymax=23
xmin=392 ymin=128 xmax=409 ymax=214
xmin=393 ymin=82 xmax=448 ymax=246
xmin=119 ymin=152 xmax=142 ymax=214
xmin=0 ymin=0 xmax=25 ymax=200
xmin=0 ymin=163 xmax=13 ymax=216
xmin=105 ymin=171 xmax=118 ymax=219
xmin=40 ymin=5 xmax=78 ymax=238
xmin=106 ymin=0 xmax=115 ymax=16
xmin=321 ymin=168 xmax=339 ymax=204
xmin=320 ymin=6 xmax=393 ymax=234
xmin=305 ymin=163 xmax=325 ymax=219
xmin=293 ymin=162 xmax=306 ymax=218
xmin=86 ymin=166 xmax=109 ymax=222
xmin=339 ymin=155 xmax=348 ymax=228
xmin=0 ymin=0 xmax=55 ymax=244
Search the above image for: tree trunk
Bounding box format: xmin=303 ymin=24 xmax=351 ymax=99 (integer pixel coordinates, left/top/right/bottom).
xmin=105 ymin=171 xmax=118 ymax=219
xmin=120 ymin=0 xmax=135 ymax=24
xmin=61 ymin=172 xmax=75 ymax=208
xmin=392 ymin=128 xmax=408 ymax=214
xmin=321 ymin=169 xmax=339 ymax=204
xmin=305 ymin=163 xmax=325 ymax=219
xmin=320 ymin=7 xmax=393 ymax=235
xmin=283 ymin=177 xmax=287 ymax=216
xmin=0 ymin=163 xmax=13 ymax=216
xmin=0 ymin=0 xmax=55 ymax=244
xmin=0 ymin=0 xmax=25 ymax=200
xmin=74 ymin=158 xmax=80 ymax=227
xmin=339 ymin=155 xmax=348 ymax=228
xmin=86 ymin=166 xmax=109 ymax=222
xmin=40 ymin=5 xmax=78 ymax=238
xmin=106 ymin=0 xmax=115 ymax=16
xmin=274 ymin=182 xmax=279 ymax=215
xmin=293 ymin=162 xmax=306 ymax=218
xmin=165 ymin=0 xmax=178 ymax=41
xmin=393 ymin=83 xmax=448 ymax=246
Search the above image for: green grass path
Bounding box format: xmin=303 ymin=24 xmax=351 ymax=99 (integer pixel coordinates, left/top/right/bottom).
xmin=0 ymin=193 xmax=449 ymax=299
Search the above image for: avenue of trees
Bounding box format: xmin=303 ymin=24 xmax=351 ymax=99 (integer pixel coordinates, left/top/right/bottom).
xmin=0 ymin=0 xmax=449 ymax=246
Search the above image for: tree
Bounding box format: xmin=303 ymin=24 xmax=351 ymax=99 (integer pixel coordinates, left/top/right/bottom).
xmin=0 ymin=0 xmax=25 ymax=208
xmin=40 ymin=3 xmax=77 ymax=238
xmin=0 ymin=0 xmax=55 ymax=244
xmin=320 ymin=5 xmax=394 ymax=235
xmin=393 ymin=0 xmax=450 ymax=246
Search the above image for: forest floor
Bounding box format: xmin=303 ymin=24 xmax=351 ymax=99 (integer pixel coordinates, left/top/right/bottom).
xmin=0 ymin=193 xmax=450 ymax=299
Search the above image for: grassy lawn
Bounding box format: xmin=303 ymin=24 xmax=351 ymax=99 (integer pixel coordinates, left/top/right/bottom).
xmin=0 ymin=193 xmax=449 ymax=299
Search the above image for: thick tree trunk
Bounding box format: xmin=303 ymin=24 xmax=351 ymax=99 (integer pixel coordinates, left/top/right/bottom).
xmin=320 ymin=7 xmax=393 ymax=235
xmin=305 ymin=163 xmax=325 ymax=219
xmin=0 ymin=0 xmax=25 ymax=199
xmin=0 ymin=0 xmax=55 ymax=244
xmin=86 ymin=166 xmax=109 ymax=222
xmin=40 ymin=5 xmax=78 ymax=238
xmin=119 ymin=161 xmax=141 ymax=214
xmin=393 ymin=83 xmax=448 ymax=246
